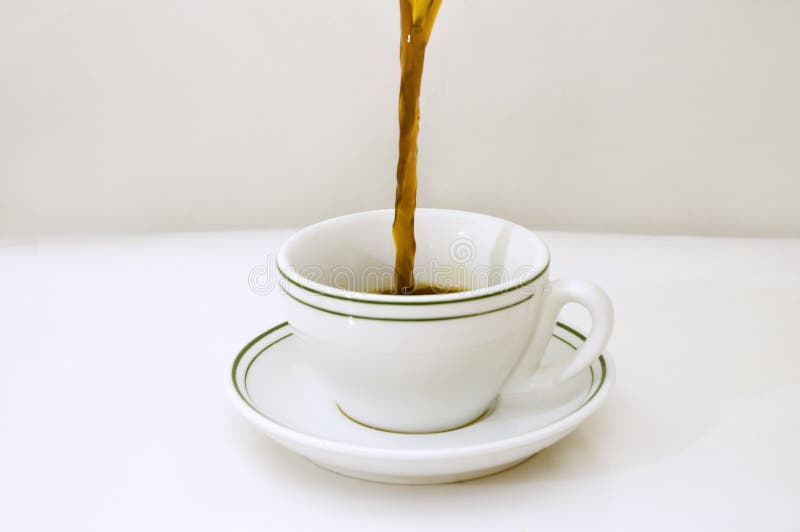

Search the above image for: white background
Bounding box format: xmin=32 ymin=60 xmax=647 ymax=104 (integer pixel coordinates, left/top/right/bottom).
xmin=2 ymin=0 xmax=799 ymax=237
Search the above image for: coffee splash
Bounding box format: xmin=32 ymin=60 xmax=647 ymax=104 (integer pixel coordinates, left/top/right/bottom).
xmin=391 ymin=0 xmax=443 ymax=294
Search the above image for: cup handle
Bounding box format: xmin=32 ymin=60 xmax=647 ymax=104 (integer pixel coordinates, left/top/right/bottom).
xmin=527 ymin=279 xmax=614 ymax=385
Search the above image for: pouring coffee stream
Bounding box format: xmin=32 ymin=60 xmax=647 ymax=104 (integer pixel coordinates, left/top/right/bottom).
xmin=391 ymin=0 xmax=444 ymax=294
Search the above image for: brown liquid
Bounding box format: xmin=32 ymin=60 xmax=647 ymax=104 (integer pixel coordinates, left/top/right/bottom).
xmin=373 ymin=283 xmax=465 ymax=296
xmin=391 ymin=0 xmax=443 ymax=295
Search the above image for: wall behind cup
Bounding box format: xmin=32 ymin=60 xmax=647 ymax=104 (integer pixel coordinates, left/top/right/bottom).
xmin=1 ymin=0 xmax=798 ymax=237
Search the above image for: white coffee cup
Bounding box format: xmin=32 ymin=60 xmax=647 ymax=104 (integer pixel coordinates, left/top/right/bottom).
xmin=277 ymin=208 xmax=613 ymax=433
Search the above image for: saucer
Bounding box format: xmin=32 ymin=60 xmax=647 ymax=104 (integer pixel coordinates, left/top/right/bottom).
xmin=229 ymin=322 xmax=615 ymax=484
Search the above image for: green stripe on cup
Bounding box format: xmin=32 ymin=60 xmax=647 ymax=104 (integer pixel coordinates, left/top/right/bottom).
xmin=277 ymin=258 xmax=549 ymax=306
xmin=281 ymin=288 xmax=535 ymax=322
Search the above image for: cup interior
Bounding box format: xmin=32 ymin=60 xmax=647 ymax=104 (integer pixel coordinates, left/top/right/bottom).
xmin=277 ymin=209 xmax=549 ymax=297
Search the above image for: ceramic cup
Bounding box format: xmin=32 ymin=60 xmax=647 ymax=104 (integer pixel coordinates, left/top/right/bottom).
xmin=277 ymin=208 xmax=613 ymax=433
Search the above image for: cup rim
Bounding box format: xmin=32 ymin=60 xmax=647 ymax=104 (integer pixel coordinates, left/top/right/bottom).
xmin=276 ymin=208 xmax=551 ymax=305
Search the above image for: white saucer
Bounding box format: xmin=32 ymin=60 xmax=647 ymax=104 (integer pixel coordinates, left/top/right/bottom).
xmin=229 ymin=322 xmax=615 ymax=484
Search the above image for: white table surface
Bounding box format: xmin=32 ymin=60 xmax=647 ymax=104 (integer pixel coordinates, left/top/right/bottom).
xmin=1 ymin=229 xmax=798 ymax=531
